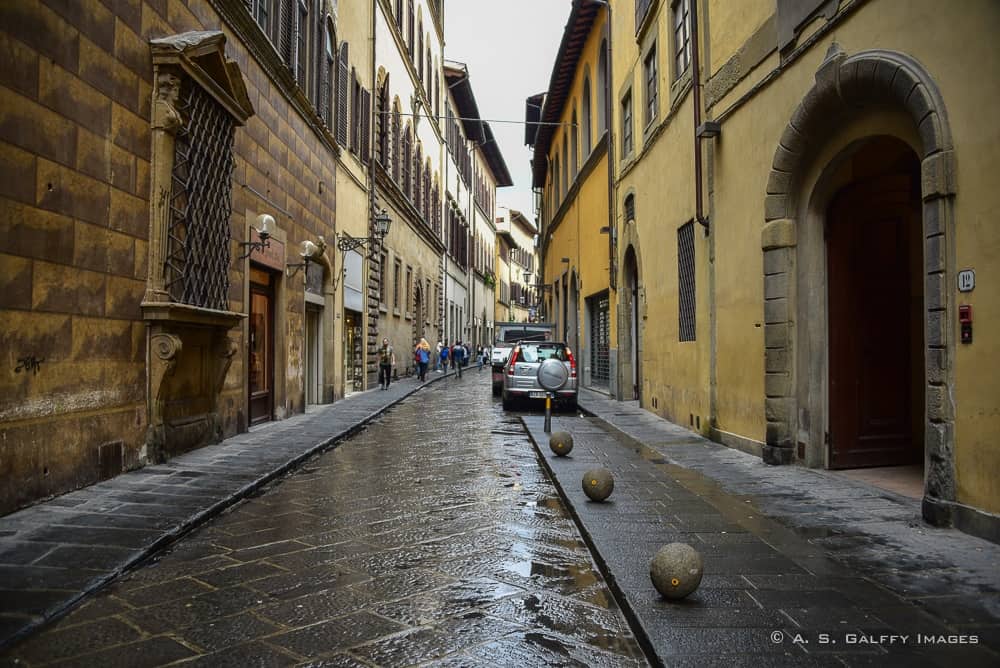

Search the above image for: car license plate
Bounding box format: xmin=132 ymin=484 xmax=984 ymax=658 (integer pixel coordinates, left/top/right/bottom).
xmin=529 ymin=391 xmax=547 ymax=399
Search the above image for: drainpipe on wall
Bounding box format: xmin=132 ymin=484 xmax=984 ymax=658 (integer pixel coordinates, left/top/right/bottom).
xmin=690 ymin=0 xmax=709 ymax=231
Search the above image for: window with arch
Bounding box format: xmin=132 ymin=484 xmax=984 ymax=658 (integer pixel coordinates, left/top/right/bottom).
xmin=571 ymin=106 xmax=578 ymax=178
xmin=312 ymin=1 xmax=326 ymax=111
xmin=552 ymin=154 xmax=560 ymax=208
xmin=561 ymin=134 xmax=568 ymax=199
xmin=319 ymin=19 xmax=334 ymax=127
xmin=624 ymin=193 xmax=635 ymax=222
xmin=413 ymin=144 xmax=422 ymax=207
xmin=434 ymin=70 xmax=440 ymax=118
xmin=423 ymin=162 xmax=431 ymax=221
xmin=597 ymin=39 xmax=608 ymax=133
xmin=402 ymin=127 xmax=412 ymax=196
xmin=392 ymin=103 xmax=401 ymax=182
xmin=407 ymin=0 xmax=415 ymax=56
xmin=581 ymin=75 xmax=592 ymax=157
xmin=425 ymin=46 xmax=432 ymax=99
xmin=376 ymin=75 xmax=389 ymax=165
xmin=418 ymin=25 xmax=423 ymax=78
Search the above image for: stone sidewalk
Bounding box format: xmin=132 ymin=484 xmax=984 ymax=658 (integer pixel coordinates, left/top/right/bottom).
xmin=0 ymin=369 xmax=457 ymax=651
xmin=521 ymin=388 xmax=1000 ymax=666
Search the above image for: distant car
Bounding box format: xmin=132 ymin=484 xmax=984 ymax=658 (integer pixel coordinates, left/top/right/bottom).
xmin=501 ymin=341 xmax=577 ymax=411
xmin=491 ymin=344 xmax=514 ymax=395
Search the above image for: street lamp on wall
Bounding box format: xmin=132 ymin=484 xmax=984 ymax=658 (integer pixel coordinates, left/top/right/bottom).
xmin=336 ymin=209 xmax=393 ymax=256
xmin=238 ymin=213 xmax=276 ymax=260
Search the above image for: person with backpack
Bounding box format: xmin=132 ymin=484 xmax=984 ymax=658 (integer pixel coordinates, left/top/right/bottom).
xmin=439 ymin=342 xmax=450 ymax=374
xmin=452 ymin=340 xmax=466 ymax=378
xmin=414 ymin=338 xmax=431 ymax=381
xmin=378 ymin=338 xmax=395 ymax=390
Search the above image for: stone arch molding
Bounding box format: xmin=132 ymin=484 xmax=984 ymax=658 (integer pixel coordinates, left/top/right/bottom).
xmin=760 ymin=45 xmax=957 ymax=524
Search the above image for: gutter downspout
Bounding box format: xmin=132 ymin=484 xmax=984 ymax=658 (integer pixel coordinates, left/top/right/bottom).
xmin=367 ymin=0 xmax=378 ymax=389
xmin=690 ymin=0 xmax=709 ymax=231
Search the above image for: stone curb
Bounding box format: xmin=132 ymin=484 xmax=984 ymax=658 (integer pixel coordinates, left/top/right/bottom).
xmin=519 ymin=416 xmax=665 ymax=668
xmin=0 ymin=369 xmax=456 ymax=651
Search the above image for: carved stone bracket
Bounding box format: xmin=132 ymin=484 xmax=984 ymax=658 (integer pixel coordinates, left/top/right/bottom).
xmin=150 ymin=333 xmax=182 ymax=404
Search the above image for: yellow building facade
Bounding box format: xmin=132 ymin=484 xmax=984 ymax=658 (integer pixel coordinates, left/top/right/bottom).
xmin=529 ymin=3 xmax=617 ymax=393
xmin=610 ymin=0 xmax=1000 ymax=541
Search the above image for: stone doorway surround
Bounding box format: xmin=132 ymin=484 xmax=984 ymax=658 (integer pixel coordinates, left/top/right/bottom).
xmin=760 ymin=45 xmax=957 ymax=528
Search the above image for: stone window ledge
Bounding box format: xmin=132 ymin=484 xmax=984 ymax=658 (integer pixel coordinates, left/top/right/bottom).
xmin=142 ymin=301 xmax=245 ymax=329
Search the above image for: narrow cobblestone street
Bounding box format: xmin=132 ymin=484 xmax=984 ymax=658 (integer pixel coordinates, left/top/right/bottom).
xmin=3 ymin=373 xmax=647 ymax=667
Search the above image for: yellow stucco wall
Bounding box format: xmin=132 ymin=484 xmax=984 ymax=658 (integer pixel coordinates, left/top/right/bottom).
xmin=610 ymin=0 xmax=1000 ymax=518
xmin=706 ymin=0 xmax=1000 ymax=512
xmin=541 ymin=10 xmax=617 ymax=377
xmin=707 ymin=0 xmax=772 ymax=75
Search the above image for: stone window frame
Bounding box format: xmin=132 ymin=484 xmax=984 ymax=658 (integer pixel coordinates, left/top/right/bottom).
xmin=760 ymin=45 xmax=957 ymax=529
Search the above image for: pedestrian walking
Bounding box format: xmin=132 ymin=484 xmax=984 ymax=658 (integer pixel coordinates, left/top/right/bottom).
xmin=477 ymin=345 xmax=485 ymax=372
xmin=453 ymin=340 xmax=466 ymax=378
xmin=434 ymin=341 xmax=443 ymax=372
xmin=414 ymin=338 xmax=431 ymax=381
xmin=439 ymin=342 xmax=450 ymax=374
xmin=378 ymin=337 xmax=395 ymax=390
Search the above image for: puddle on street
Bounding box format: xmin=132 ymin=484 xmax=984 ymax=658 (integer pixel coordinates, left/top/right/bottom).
xmin=9 ymin=374 xmax=649 ymax=667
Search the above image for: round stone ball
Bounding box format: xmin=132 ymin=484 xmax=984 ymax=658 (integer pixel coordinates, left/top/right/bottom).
xmin=650 ymin=543 xmax=704 ymax=599
xmin=582 ymin=468 xmax=614 ymax=502
xmin=549 ymin=431 xmax=574 ymax=456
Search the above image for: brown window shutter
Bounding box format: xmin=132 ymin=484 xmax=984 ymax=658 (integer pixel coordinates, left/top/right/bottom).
xmin=336 ymin=43 xmax=349 ymax=146
xmin=279 ymin=0 xmax=294 ymax=66
xmin=361 ymin=88 xmax=371 ymax=164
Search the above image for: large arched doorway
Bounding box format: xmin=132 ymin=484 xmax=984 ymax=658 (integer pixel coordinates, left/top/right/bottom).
xmin=825 ymin=137 xmax=923 ymax=469
xmin=761 ymin=45 xmax=957 ymax=527
xmin=623 ymin=246 xmax=641 ymax=401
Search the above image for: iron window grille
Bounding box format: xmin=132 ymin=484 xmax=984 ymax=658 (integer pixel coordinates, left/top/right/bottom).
xmin=678 ymin=221 xmax=696 ymax=341
xmin=165 ymin=80 xmax=236 ymax=311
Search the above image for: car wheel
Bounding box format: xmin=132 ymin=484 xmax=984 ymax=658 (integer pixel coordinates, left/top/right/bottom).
xmin=492 ymin=382 xmax=501 ymax=396
xmin=502 ymin=393 xmax=514 ymax=411
xmin=563 ymin=398 xmax=578 ymax=413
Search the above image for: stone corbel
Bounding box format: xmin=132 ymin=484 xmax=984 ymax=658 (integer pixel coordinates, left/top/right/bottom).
xmin=150 ymin=333 xmax=183 ymax=402
xmin=211 ymin=335 xmax=239 ymax=400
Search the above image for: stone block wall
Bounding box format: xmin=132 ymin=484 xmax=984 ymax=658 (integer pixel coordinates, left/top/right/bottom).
xmin=0 ymin=0 xmax=340 ymax=515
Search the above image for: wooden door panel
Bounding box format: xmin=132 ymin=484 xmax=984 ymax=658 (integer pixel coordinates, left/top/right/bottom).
xmin=828 ymin=175 xmax=916 ymax=468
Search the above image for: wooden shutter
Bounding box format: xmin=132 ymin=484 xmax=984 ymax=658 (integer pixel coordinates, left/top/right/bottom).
xmin=279 ymin=0 xmax=294 ymax=66
xmin=361 ymin=88 xmax=371 ymax=164
xmin=336 ymin=43 xmax=349 ymax=146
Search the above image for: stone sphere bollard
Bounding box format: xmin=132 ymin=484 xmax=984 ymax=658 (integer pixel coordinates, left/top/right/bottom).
xmin=549 ymin=431 xmax=574 ymax=456
xmin=650 ymin=543 xmax=703 ymax=599
xmin=582 ymin=468 xmax=614 ymax=502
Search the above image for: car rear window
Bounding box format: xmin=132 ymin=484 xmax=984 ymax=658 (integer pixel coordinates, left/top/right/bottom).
xmin=516 ymin=344 xmax=567 ymax=363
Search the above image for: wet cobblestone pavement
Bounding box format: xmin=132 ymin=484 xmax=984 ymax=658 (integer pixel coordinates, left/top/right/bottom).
xmin=3 ymin=374 xmax=648 ymax=667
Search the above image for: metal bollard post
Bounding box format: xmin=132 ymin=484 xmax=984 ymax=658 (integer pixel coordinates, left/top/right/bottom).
xmin=544 ymin=392 xmax=552 ymax=433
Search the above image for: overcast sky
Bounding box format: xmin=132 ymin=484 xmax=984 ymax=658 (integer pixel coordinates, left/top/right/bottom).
xmin=444 ymin=1 xmax=571 ymax=224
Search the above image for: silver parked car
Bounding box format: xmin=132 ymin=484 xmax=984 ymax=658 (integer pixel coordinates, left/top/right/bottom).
xmin=501 ymin=341 xmax=578 ymax=411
